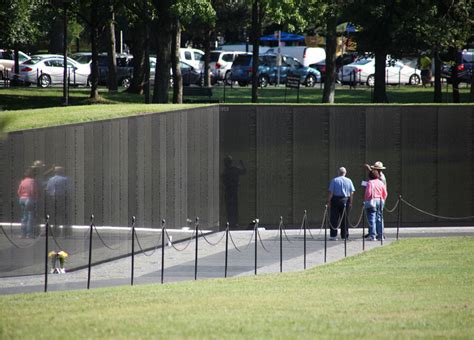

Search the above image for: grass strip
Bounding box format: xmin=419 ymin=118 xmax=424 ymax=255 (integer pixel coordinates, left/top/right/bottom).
xmin=0 ymin=237 xmax=472 ymax=339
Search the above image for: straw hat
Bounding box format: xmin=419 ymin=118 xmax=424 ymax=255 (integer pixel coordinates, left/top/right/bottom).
xmin=371 ymin=161 xmax=386 ymax=170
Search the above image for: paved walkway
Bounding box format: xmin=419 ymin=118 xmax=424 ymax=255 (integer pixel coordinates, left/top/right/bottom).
xmin=0 ymin=227 xmax=472 ymax=295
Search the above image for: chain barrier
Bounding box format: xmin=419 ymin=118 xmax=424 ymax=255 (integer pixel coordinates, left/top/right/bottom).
xmin=280 ymin=219 xmax=296 ymax=243
xmin=327 ymin=205 xmax=347 ymax=230
xmin=134 ymin=229 xmax=162 ymax=257
xmin=384 ymin=198 xmax=400 ymax=213
xmin=306 ymin=208 xmax=326 ymax=240
xmin=48 ymin=224 xmax=67 ymax=251
xmin=401 ymin=198 xmax=474 ymax=220
xmin=228 ymin=226 xmax=256 ymax=252
xmin=348 ymin=206 xmax=365 ymax=228
xmin=92 ymin=224 xmax=123 ymax=251
xmin=256 ymin=227 xmax=273 ymax=252
xmin=198 ymin=227 xmax=226 ymax=246
xmin=0 ymin=224 xmax=44 ymax=249
xmin=165 ymin=227 xmax=196 ymax=252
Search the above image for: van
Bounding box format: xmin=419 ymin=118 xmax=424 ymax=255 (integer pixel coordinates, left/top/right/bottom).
xmin=265 ymin=46 xmax=325 ymax=67
xmin=179 ymin=48 xmax=204 ymax=71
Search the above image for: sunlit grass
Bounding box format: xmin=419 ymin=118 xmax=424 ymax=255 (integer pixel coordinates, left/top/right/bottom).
xmin=0 ymin=237 xmax=473 ymax=339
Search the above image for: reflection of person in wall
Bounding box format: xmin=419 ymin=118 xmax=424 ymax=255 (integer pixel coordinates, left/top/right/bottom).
xmin=46 ymin=166 xmax=70 ymax=230
xmin=17 ymin=167 xmax=39 ymax=238
xmin=223 ymin=156 xmax=246 ymax=227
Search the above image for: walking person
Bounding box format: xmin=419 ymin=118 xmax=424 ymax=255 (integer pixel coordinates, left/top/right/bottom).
xmin=17 ymin=167 xmax=39 ymax=238
xmin=327 ymin=167 xmax=355 ymax=240
xmin=364 ymin=170 xmax=388 ymax=241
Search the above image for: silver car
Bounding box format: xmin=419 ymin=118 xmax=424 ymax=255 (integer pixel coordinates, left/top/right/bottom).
xmin=17 ymin=55 xmax=91 ymax=87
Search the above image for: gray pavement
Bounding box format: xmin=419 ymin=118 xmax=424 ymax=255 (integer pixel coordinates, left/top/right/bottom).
xmin=0 ymin=226 xmax=472 ymax=295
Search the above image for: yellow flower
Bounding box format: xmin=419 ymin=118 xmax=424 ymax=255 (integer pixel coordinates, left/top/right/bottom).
xmin=48 ymin=251 xmax=58 ymax=258
xmin=58 ymin=251 xmax=68 ymax=259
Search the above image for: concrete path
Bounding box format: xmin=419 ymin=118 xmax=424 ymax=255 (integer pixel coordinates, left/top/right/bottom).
xmin=0 ymin=226 xmax=472 ymax=295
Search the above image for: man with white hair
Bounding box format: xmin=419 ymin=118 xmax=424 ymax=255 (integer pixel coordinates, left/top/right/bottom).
xmin=327 ymin=167 xmax=355 ymax=240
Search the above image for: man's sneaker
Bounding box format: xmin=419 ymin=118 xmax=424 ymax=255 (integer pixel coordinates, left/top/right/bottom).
xmin=369 ymin=236 xmax=376 ymax=241
xmin=376 ymin=235 xmax=386 ymax=240
xmin=329 ymin=236 xmax=338 ymax=241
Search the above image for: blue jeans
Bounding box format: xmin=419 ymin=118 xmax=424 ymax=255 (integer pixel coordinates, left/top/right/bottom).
xmin=19 ymin=198 xmax=36 ymax=237
xmin=366 ymin=199 xmax=384 ymax=238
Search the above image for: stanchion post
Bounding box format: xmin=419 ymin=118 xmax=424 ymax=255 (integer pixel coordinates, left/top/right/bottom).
xmin=380 ymin=203 xmax=384 ymax=246
xmin=161 ymin=219 xmax=165 ymax=284
xmin=87 ymin=214 xmax=94 ymax=290
xmin=279 ymin=216 xmax=283 ymax=273
xmin=303 ymin=210 xmax=307 ymax=270
xmin=44 ymin=214 xmax=50 ymax=293
xmin=254 ymin=219 xmax=258 ymax=275
xmin=344 ymin=204 xmax=347 ymax=258
xmin=324 ymin=205 xmax=327 ymax=263
xmin=131 ymin=216 xmax=136 ymax=286
xmin=397 ymin=195 xmax=402 ymax=240
xmin=194 ymin=217 xmax=199 ymax=280
xmin=362 ymin=205 xmax=366 ymax=251
xmin=225 ymin=222 xmax=229 ymax=278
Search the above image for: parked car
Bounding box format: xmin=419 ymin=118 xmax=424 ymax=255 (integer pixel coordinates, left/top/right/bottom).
xmin=265 ymin=46 xmax=326 ymax=67
xmin=339 ymin=57 xmax=421 ymax=86
xmin=15 ymin=54 xmax=91 ymax=87
xmin=230 ymin=53 xmax=320 ymax=87
xmin=0 ymin=49 xmax=30 ymax=79
xmin=309 ymin=52 xmax=358 ymax=82
xmin=210 ymin=50 xmax=246 ymax=84
xmin=441 ymin=50 xmax=474 ymax=83
xmin=71 ymin=52 xmax=133 ymax=88
xmin=179 ymin=48 xmax=204 ymax=71
xmin=168 ymin=61 xmax=215 ymax=86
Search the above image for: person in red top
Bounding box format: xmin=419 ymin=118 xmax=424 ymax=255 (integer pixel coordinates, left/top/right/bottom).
xmin=364 ymin=170 xmax=388 ymax=241
xmin=17 ymin=167 xmax=39 ymax=238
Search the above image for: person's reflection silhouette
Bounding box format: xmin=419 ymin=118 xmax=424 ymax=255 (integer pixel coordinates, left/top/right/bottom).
xmin=223 ymin=156 xmax=246 ymax=227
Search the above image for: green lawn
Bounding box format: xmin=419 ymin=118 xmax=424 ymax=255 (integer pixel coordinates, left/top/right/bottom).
xmin=0 ymin=237 xmax=472 ymax=339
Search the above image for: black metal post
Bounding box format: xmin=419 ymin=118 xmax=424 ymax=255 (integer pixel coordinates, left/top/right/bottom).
xmin=303 ymin=210 xmax=307 ymax=270
xmin=254 ymin=219 xmax=258 ymax=275
xmin=279 ymin=216 xmax=283 ymax=273
xmin=397 ymin=195 xmax=402 ymax=240
xmin=324 ymin=205 xmax=327 ymax=263
xmin=87 ymin=214 xmax=94 ymax=290
xmin=362 ymin=206 xmax=366 ymax=251
xmin=131 ymin=216 xmax=136 ymax=286
xmin=344 ymin=204 xmax=347 ymax=258
xmin=161 ymin=219 xmax=165 ymax=284
xmin=44 ymin=214 xmax=50 ymax=293
xmin=380 ymin=203 xmax=384 ymax=246
xmin=194 ymin=217 xmax=199 ymax=280
xmin=224 ymin=222 xmax=229 ymax=278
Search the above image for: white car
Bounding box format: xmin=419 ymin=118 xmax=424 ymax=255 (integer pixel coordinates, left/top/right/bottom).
xmin=179 ymin=48 xmax=204 ymax=71
xmin=339 ymin=57 xmax=421 ymax=86
xmin=0 ymin=49 xmax=30 ymax=79
xmin=210 ymin=50 xmax=246 ymax=84
xmin=17 ymin=55 xmax=91 ymax=87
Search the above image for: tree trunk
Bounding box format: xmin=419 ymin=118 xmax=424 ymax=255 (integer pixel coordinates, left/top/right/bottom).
xmin=89 ymin=5 xmax=99 ymax=100
xmin=251 ymin=0 xmax=261 ymax=103
xmin=433 ymin=51 xmax=442 ymax=103
xmin=171 ymin=19 xmax=182 ymax=104
xmin=127 ymin=23 xmax=146 ymax=95
xmin=48 ymin=17 xmax=63 ymax=54
xmin=152 ymin=0 xmax=172 ymax=103
xmin=373 ymin=50 xmax=388 ymax=103
xmin=203 ymin=30 xmax=212 ymax=87
xmin=322 ymin=14 xmax=337 ymax=103
xmin=106 ymin=5 xmax=118 ymax=92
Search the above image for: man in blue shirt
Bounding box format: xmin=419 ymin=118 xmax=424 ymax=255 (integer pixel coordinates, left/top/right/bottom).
xmin=327 ymin=167 xmax=355 ymax=240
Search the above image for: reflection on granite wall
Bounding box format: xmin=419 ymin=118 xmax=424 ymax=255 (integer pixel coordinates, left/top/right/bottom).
xmin=0 ymin=106 xmax=220 ymax=229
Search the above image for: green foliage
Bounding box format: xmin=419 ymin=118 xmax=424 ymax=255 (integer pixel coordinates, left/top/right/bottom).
xmin=0 ymin=0 xmax=43 ymax=47
xmin=0 ymin=238 xmax=473 ymax=338
xmin=172 ymin=0 xmax=216 ymax=27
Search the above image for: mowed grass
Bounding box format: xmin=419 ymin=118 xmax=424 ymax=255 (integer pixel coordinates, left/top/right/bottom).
xmin=0 ymin=237 xmax=472 ymax=339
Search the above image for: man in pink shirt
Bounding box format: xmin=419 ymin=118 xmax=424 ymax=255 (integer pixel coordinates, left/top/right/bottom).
xmin=17 ymin=167 xmax=39 ymax=238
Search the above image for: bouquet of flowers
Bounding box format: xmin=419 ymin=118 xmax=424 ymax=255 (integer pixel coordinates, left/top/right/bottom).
xmin=48 ymin=250 xmax=69 ymax=274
